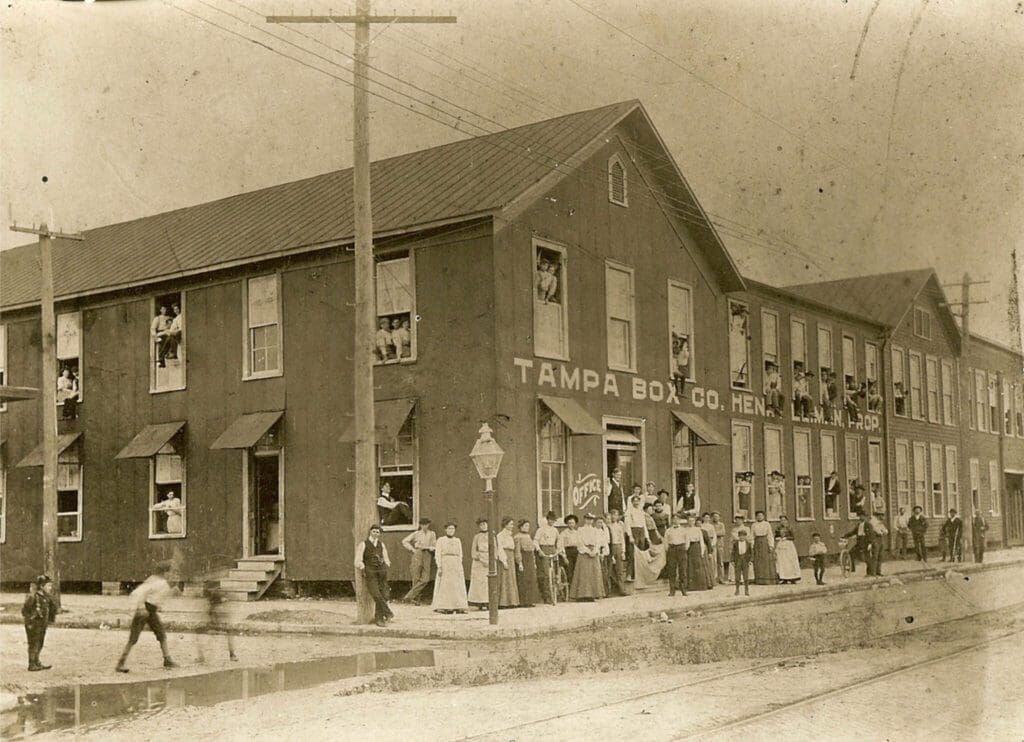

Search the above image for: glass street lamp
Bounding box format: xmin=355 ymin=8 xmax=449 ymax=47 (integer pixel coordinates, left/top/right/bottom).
xmin=470 ymin=423 xmax=504 ymax=625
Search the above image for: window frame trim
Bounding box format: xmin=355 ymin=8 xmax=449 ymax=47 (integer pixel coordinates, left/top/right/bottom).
xmin=908 ymin=350 xmax=924 ymax=421
xmin=0 ymin=323 xmax=7 ymax=413
xmin=944 ymin=445 xmax=958 ymax=515
xmin=763 ymin=422 xmax=785 ymax=521
xmin=377 ymin=413 xmax=419 ymax=533
xmin=940 ymin=358 xmax=955 ymax=427
xmin=149 ymin=292 xmax=187 ymax=395
xmin=56 ymin=310 xmax=84 ymax=404
xmin=924 ymin=354 xmax=940 ymax=424
xmin=667 ymin=278 xmax=695 ymax=382
xmin=56 ymin=462 xmax=84 ymax=543
xmin=844 ymin=433 xmax=863 ymax=521
xmin=793 ymin=427 xmax=815 ymax=521
xmin=148 ymin=450 xmax=187 ymax=540
xmin=532 ymin=237 xmax=570 ymax=362
xmin=987 ymin=371 xmax=999 ymax=435
xmin=730 ymin=419 xmax=755 ymax=518
xmin=820 ymin=430 xmax=839 ymax=521
xmin=894 ymin=439 xmax=911 ymax=513
xmin=728 ymin=298 xmax=753 ymax=392
xmin=864 ymin=340 xmax=879 ymax=383
xmin=891 ymin=344 xmax=907 ymax=418
xmin=536 ymin=402 xmax=571 ymax=524
xmin=989 ymin=459 xmax=1001 ymax=515
xmin=242 ymin=272 xmax=285 ymax=381
xmin=607 ymin=153 xmax=628 ymax=207
xmin=913 ymin=306 xmax=932 ymax=339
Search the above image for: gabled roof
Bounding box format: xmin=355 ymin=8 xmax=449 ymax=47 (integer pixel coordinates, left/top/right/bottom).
xmin=784 ymin=268 xmax=961 ymax=349
xmin=1 ymin=99 xmax=743 ymax=309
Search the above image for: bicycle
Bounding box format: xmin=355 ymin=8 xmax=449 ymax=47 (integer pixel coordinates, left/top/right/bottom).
xmin=541 ymin=552 xmax=570 ymax=604
xmin=837 ymin=538 xmax=853 ymax=578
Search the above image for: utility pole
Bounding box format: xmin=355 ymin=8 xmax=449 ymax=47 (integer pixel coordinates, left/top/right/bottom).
xmin=9 ymin=223 xmax=84 ymax=611
xmin=267 ymin=4 xmax=456 ymax=624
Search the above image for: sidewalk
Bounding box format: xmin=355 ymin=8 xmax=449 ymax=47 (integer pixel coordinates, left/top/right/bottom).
xmin=3 ymin=549 xmax=1021 ymax=640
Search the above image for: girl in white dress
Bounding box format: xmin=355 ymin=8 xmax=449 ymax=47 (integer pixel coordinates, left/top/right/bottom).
xmin=431 ymin=523 xmax=469 ymax=613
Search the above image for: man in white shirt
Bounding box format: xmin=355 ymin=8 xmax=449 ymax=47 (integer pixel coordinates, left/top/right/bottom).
xmin=893 ymin=507 xmax=910 ymax=559
xmin=166 ymin=303 xmax=183 ymax=360
xmin=355 ymin=524 xmax=393 ymax=626
xmin=116 ymin=562 xmax=178 ymax=672
xmin=730 ymin=516 xmax=753 ymax=595
xmin=400 ymin=518 xmax=436 ymax=605
xmin=534 ymin=511 xmax=561 ymax=604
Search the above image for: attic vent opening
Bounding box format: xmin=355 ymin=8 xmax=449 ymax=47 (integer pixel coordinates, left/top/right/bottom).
xmin=608 ymin=155 xmax=628 ymax=207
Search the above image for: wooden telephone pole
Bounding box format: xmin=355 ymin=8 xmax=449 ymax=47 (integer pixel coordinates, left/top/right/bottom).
xmin=267 ymin=4 xmax=455 ymax=624
xmin=9 ymin=223 xmax=84 ymax=610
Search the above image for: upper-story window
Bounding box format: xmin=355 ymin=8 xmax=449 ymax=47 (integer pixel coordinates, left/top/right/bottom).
xmin=1015 ymin=383 xmax=1024 ymax=437
xmin=891 ymin=345 xmax=907 ymax=417
xmin=791 ymin=317 xmax=812 ymax=418
xmin=534 ymin=241 xmax=568 ymax=360
xmin=761 ymin=310 xmax=782 ymax=416
xmin=607 ymin=154 xmax=628 ymax=206
xmin=817 ymin=325 xmax=835 ymax=420
xmin=244 ymin=274 xmax=282 ymax=378
xmin=151 ymin=444 xmax=185 ymax=538
xmin=0 ymin=324 xmax=7 ymax=413
xmin=57 ymin=312 xmax=82 ymax=419
xmin=941 ymin=359 xmax=955 ymax=426
xmin=913 ymin=307 xmax=932 ymax=339
xmin=605 ymin=261 xmax=636 ymax=372
xmin=925 ymin=355 xmax=940 ymax=423
xmin=841 ymin=334 xmax=856 ymax=388
xmin=865 ymin=342 xmax=878 ymax=383
xmin=57 ymin=461 xmax=83 ymax=542
xmin=988 ymin=373 xmax=999 ymax=432
xmin=668 ymin=280 xmax=693 ymax=385
xmin=151 ymin=292 xmax=185 ymax=392
xmin=974 ymin=370 xmax=987 ymax=432
xmin=1002 ymin=379 xmax=1012 ymax=435
xmin=375 ymin=253 xmax=416 ymax=364
xmin=728 ymin=300 xmax=751 ymax=390
xmin=908 ymin=351 xmax=923 ymax=421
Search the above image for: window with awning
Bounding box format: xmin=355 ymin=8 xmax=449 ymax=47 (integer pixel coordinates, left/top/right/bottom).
xmin=539 ymin=395 xmax=603 ymax=435
xmin=116 ymin=422 xmax=186 ymax=459
xmin=210 ymin=411 xmax=283 ymax=450
xmin=670 ymin=411 xmax=727 ymax=446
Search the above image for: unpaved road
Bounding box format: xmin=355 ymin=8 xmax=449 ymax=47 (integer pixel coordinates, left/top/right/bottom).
xmin=13 ymin=607 xmax=1022 ymax=741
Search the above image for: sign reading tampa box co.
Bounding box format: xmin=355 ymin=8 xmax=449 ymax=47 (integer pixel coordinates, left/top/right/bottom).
xmin=513 ymin=357 xmax=882 ymax=431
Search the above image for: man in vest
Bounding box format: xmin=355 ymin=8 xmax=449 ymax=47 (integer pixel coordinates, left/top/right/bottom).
xmin=605 ymin=468 xmax=625 ymax=515
xmin=908 ymin=505 xmax=929 ymax=562
xmin=355 ymin=524 xmax=393 ymax=627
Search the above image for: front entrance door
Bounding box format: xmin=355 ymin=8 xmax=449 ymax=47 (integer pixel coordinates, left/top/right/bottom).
xmin=251 ymin=452 xmax=281 ymax=556
xmin=1006 ymin=474 xmax=1024 ymax=546
xmin=607 ymin=447 xmax=637 ymax=502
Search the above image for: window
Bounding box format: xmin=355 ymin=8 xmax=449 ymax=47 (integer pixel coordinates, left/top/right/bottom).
xmin=534 ymin=241 xmax=568 ymax=359
xmin=842 ymin=334 xmax=856 ymax=389
xmin=728 ymin=300 xmax=751 ymax=389
xmin=668 ymin=281 xmax=694 ymax=383
xmin=0 ymin=324 xmax=6 ymax=413
xmin=1016 ymin=383 xmax=1024 ymax=438
xmin=673 ymin=419 xmax=694 ymax=476
xmin=892 ymin=345 xmax=907 ymax=417
xmin=605 ymin=262 xmax=636 ymax=372
xmin=817 ymin=325 xmax=833 ymax=405
xmin=761 ymin=310 xmax=782 ymax=416
xmin=945 ymin=446 xmax=958 ymax=514
xmin=607 ymin=154 xmax=628 ymax=206
xmin=244 ymin=275 xmax=282 ymax=377
xmin=1003 ymin=379 xmax=1012 ymax=435
xmin=913 ymin=306 xmax=932 ymax=339
xmin=764 ymin=425 xmax=784 ymax=520
xmin=865 ymin=342 xmax=879 ymax=383
xmin=731 ymin=421 xmax=755 ymax=519
xmin=975 ymin=370 xmax=987 ymax=432
xmin=895 ymin=440 xmax=911 ymax=512
xmin=989 ymin=460 xmax=1001 ymax=514
xmin=941 ymin=360 xmax=955 ymax=426
xmin=912 ymin=443 xmax=927 ymax=512
xmin=151 ymin=445 xmax=185 ymax=538
xmin=821 ymin=432 xmax=839 ymax=519
xmin=929 ymin=443 xmax=944 ymax=518
xmin=793 ymin=429 xmax=813 ymax=520
xmin=57 ymin=312 xmax=83 ymax=416
xmin=968 ymin=368 xmax=976 ymax=429
xmin=538 ymin=405 xmax=568 ymax=520
xmin=970 ymin=459 xmax=981 ymax=512
xmin=908 ymin=352 xmax=923 ymax=420
xmin=791 ymin=317 xmax=808 ymax=418
xmin=150 ymin=292 xmax=185 ymax=392
xmin=377 ymin=413 xmax=417 ymax=530
xmin=925 ymin=356 xmax=939 ymax=423
xmin=845 ymin=436 xmax=862 ymax=518
xmin=375 ymin=254 xmax=416 ymax=364
xmin=988 ymin=373 xmax=998 ymax=433
xmin=0 ymin=451 xmax=6 ymax=542
xmin=57 ymin=463 xmax=83 ymax=542
xmin=868 ymin=439 xmax=883 ymax=513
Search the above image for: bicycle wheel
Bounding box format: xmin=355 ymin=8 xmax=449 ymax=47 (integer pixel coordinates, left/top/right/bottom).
xmin=556 ymin=564 xmax=570 ymax=603
xmin=840 ymin=551 xmax=851 ymax=578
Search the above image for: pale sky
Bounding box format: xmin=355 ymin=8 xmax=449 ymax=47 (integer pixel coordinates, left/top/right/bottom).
xmin=2 ymin=0 xmax=1022 ymax=345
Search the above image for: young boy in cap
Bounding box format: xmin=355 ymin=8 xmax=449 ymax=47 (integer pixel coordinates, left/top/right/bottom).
xmin=664 ymin=514 xmax=688 ymax=596
xmin=808 ymin=533 xmax=828 ymax=585
xmin=116 ymin=562 xmax=179 ymax=672
xmin=22 ymin=574 xmax=55 ymax=671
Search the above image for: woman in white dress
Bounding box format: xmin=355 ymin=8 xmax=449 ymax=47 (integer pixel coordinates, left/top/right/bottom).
xmin=431 ymin=523 xmax=469 ymax=613
xmin=774 ymin=515 xmax=802 ymax=584
xmin=467 ymin=518 xmax=490 ymax=609
xmin=152 ymin=491 xmax=183 ymax=534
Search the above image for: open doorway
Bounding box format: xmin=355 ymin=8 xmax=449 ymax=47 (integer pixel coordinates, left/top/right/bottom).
xmin=250 ymin=452 xmax=281 ymax=556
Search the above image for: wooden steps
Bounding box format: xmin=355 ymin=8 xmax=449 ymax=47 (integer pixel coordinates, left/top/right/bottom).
xmin=220 ymin=556 xmax=284 ymax=601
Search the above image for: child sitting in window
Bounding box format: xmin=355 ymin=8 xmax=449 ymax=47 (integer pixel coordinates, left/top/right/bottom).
xmin=393 ymin=317 xmax=412 ymax=359
xmin=536 ymin=257 xmax=557 ymax=302
xmin=866 ymin=381 xmax=883 ymax=412
xmin=375 ymin=318 xmax=394 ymax=362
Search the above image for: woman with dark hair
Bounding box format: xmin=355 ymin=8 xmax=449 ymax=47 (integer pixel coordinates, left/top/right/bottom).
xmin=774 ymin=515 xmax=801 ymax=584
xmin=514 ymin=520 xmax=541 ymax=607
xmin=496 ymin=517 xmax=520 ymax=608
xmin=431 ymin=522 xmax=469 ymax=613
xmin=467 ymin=518 xmax=490 ymax=609
xmin=558 ymin=514 xmax=580 ymax=584
xmin=569 ymin=514 xmax=605 ymax=601
xmin=751 ymin=510 xmax=778 ymax=585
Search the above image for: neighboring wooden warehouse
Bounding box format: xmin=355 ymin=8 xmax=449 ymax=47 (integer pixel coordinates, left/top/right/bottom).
xmin=1 ymin=100 xmax=1021 ymax=594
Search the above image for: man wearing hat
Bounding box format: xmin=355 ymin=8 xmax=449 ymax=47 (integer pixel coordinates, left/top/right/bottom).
xmin=794 ymin=369 xmax=814 ymax=419
xmin=22 ymin=575 xmax=55 ymax=671
xmin=763 ymin=360 xmax=784 ymax=417
xmin=730 ymin=517 xmax=753 ymax=596
xmin=534 ymin=511 xmax=561 ymax=604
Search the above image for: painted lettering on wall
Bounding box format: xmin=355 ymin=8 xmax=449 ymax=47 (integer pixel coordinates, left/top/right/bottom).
xmin=572 ymin=472 xmax=603 ymax=511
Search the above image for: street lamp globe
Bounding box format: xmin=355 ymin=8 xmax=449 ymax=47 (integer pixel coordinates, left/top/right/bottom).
xmin=470 ymin=423 xmax=504 ymax=490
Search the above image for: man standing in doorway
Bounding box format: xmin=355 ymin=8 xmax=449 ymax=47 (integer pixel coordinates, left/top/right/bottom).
xmin=355 ymin=524 xmax=394 ymax=627
xmin=606 ymin=468 xmax=625 ymax=515
xmin=908 ymin=505 xmax=929 ymax=562
xmin=401 ymin=518 xmax=436 ymax=605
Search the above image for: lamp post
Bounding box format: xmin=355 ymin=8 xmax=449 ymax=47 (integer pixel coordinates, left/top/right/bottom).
xmin=470 ymin=423 xmax=504 ymax=626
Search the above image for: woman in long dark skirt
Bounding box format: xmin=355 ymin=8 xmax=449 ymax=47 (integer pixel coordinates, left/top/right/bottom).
xmin=685 ymin=515 xmax=711 ymax=591
xmin=514 ymin=520 xmax=542 ymax=607
xmin=751 ymin=510 xmax=778 ymax=585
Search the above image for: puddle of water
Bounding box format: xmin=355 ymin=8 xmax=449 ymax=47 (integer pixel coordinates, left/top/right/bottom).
xmin=2 ymin=649 xmax=449 ymax=738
